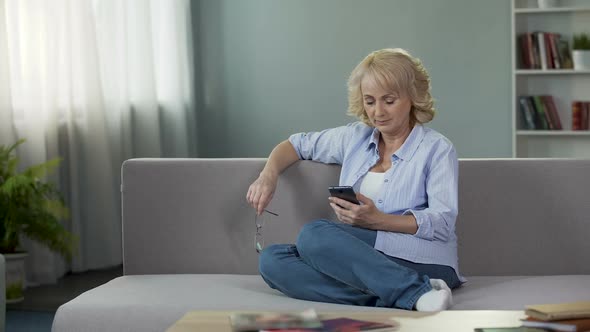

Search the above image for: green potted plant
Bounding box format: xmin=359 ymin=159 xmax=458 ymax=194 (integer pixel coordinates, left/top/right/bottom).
xmin=572 ymin=33 xmax=590 ymax=70
xmin=0 ymin=139 xmax=76 ymax=303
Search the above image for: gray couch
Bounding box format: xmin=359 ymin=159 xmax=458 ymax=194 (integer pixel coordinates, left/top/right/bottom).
xmin=52 ymin=158 xmax=590 ymax=332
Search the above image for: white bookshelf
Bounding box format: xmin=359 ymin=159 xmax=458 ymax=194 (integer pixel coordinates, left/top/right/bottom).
xmin=512 ymin=0 xmax=590 ymax=158
xmin=514 ymin=6 xmax=590 ymax=13
xmin=517 ymin=130 xmax=590 ymax=135
xmin=516 ymin=69 xmax=590 ymax=74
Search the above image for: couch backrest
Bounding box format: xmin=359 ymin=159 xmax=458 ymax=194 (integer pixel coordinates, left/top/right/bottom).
xmin=121 ymin=158 xmax=590 ymax=276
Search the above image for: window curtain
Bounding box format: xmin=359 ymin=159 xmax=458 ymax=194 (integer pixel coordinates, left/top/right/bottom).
xmin=0 ymin=0 xmax=197 ymax=285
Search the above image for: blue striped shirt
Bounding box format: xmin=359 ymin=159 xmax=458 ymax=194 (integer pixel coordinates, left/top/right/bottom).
xmin=289 ymin=121 xmax=464 ymax=281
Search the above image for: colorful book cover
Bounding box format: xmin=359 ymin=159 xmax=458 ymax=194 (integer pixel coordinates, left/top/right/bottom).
xmin=321 ymin=317 xmax=397 ymax=331
xmin=261 ymin=317 xmax=398 ymax=332
xmin=542 ymin=95 xmax=562 ymax=130
xmin=230 ymin=309 xmax=323 ymax=332
xmin=532 ymin=96 xmax=550 ymax=130
xmin=519 ymin=96 xmax=536 ymax=130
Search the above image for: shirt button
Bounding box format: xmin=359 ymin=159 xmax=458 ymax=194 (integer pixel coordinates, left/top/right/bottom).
xmin=378 ymin=199 xmax=383 ymax=204
xmin=384 ymin=179 xmax=389 ymax=183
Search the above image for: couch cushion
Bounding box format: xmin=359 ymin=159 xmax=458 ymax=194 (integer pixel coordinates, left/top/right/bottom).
xmin=52 ymin=275 xmax=395 ymax=332
xmin=52 ymin=274 xmax=590 ymax=332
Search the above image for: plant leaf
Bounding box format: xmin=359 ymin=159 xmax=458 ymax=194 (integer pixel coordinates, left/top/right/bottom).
xmin=23 ymin=158 xmax=61 ymax=179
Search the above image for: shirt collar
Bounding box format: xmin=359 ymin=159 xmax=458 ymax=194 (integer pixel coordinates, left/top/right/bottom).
xmin=366 ymin=124 xmax=425 ymax=162
xmin=366 ymin=127 xmax=380 ymax=150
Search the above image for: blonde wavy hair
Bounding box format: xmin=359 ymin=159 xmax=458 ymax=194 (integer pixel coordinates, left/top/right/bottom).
xmin=347 ymin=48 xmax=435 ymax=126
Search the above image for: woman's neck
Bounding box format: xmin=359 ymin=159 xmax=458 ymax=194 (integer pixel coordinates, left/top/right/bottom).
xmin=379 ymin=124 xmax=413 ymax=152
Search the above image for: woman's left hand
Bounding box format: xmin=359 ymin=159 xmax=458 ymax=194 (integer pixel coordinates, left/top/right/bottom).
xmin=328 ymin=193 xmax=383 ymax=229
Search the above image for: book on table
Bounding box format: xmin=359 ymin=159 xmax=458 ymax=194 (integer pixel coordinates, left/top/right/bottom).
xmin=525 ymin=301 xmax=590 ymax=321
xmin=229 ymin=309 xmax=323 ymax=331
xmin=521 ymin=316 xmax=590 ymax=331
xmin=474 ymin=328 xmax=549 ymax=332
xmin=229 ymin=308 xmax=398 ymax=332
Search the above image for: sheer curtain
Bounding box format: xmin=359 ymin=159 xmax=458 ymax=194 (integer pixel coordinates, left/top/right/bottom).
xmin=0 ymin=0 xmax=196 ymax=285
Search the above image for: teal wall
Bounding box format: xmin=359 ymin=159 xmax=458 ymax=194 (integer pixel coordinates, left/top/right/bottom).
xmin=196 ymin=0 xmax=512 ymax=158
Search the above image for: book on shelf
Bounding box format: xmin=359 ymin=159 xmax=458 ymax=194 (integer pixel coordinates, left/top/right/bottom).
xmin=521 ymin=316 xmax=590 ymax=331
xmin=536 ymin=32 xmax=548 ymax=70
xmin=525 ymin=301 xmax=590 ymax=321
xmin=582 ymin=103 xmax=589 ymax=131
xmin=572 ymin=101 xmax=590 ymax=131
xmin=519 ymin=97 xmax=536 ymax=130
xmin=542 ymin=95 xmax=563 ymax=130
xmin=558 ymin=39 xmax=573 ymax=69
xmin=518 ymin=95 xmax=562 ymax=130
xmin=517 ymin=32 xmax=572 ymax=70
xmin=552 ymin=32 xmax=565 ymax=69
xmin=532 ymin=96 xmax=550 ymax=130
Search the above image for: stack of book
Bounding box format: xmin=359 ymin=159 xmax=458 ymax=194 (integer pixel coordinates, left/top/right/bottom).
xmin=521 ymin=301 xmax=590 ymax=331
xmin=518 ymin=95 xmax=562 ymax=130
xmin=518 ymin=32 xmax=573 ymax=70
xmin=572 ymin=101 xmax=590 ymax=131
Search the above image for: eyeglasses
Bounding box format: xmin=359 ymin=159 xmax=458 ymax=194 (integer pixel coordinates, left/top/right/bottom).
xmin=255 ymin=209 xmax=278 ymax=253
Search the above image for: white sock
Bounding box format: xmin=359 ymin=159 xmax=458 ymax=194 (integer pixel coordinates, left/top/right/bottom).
xmin=429 ymin=279 xmax=453 ymax=306
xmin=430 ymin=278 xmax=451 ymax=292
xmin=415 ymin=287 xmax=452 ymax=312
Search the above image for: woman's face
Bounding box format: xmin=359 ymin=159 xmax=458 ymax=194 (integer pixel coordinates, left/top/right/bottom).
xmin=361 ymin=74 xmax=412 ymax=135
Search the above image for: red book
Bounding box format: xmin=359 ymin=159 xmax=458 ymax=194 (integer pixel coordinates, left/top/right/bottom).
xmin=544 ymin=32 xmax=553 ymax=69
xmin=542 ymin=95 xmax=562 ymax=130
xmin=582 ymin=103 xmax=589 ymax=130
xmin=550 ymin=33 xmax=561 ymax=69
xmin=572 ymin=101 xmax=582 ymax=130
xmin=584 ymin=102 xmax=590 ymax=130
xmin=518 ymin=34 xmax=532 ymax=69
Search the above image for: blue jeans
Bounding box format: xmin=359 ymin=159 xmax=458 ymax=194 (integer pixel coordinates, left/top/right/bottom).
xmin=259 ymin=219 xmax=460 ymax=310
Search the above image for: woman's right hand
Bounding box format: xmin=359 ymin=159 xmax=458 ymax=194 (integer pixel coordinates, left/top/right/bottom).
xmin=246 ymin=172 xmax=278 ymax=215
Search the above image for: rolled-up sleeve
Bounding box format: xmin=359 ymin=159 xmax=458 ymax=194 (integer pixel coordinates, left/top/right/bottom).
xmin=288 ymin=124 xmax=354 ymax=165
xmin=403 ymin=141 xmax=458 ymax=241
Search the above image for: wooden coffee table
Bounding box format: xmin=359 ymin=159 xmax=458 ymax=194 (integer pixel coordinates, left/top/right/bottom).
xmin=166 ymin=310 xmax=526 ymax=332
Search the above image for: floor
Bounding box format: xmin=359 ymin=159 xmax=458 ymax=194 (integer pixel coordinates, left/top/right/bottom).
xmin=6 ymin=266 xmax=123 ymax=331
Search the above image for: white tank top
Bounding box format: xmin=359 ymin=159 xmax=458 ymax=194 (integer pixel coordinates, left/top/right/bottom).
xmin=359 ymin=171 xmax=385 ymax=203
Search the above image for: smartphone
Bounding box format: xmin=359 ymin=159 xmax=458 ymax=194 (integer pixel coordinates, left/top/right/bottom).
xmin=328 ymin=186 xmax=360 ymax=205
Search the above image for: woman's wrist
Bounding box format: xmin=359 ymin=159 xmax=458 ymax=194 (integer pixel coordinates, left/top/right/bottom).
xmin=368 ymin=210 xmax=389 ymax=230
xmin=367 ymin=212 xmax=416 ymax=234
xmin=260 ymin=168 xmax=278 ymax=181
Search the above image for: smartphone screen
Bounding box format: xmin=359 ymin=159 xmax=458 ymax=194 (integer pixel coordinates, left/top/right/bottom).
xmin=328 ymin=186 xmax=360 ymax=205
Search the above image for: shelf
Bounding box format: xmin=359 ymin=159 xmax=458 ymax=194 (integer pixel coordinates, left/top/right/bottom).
xmin=512 ymin=1 xmax=590 ymax=158
xmin=514 ymin=7 xmax=590 ymax=14
xmin=515 ymin=69 xmax=590 ymax=75
xmin=517 ymin=130 xmax=590 ymax=136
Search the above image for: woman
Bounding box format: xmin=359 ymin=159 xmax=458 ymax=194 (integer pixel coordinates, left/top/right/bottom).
xmin=246 ymin=48 xmax=464 ymax=311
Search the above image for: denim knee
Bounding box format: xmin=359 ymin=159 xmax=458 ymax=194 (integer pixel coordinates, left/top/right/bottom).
xmin=296 ymin=219 xmax=334 ymax=258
